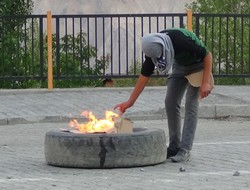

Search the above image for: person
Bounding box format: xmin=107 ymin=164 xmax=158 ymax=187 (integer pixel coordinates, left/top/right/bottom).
xmin=114 ymin=28 xmax=214 ymax=163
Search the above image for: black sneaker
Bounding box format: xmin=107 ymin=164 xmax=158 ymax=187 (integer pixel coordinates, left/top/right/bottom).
xmin=170 ymin=148 xmax=191 ymax=163
xmin=167 ymin=148 xmax=180 ymax=159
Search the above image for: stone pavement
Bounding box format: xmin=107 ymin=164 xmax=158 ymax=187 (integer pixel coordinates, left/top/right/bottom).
xmin=0 ymin=119 xmax=250 ymax=190
xmin=0 ymin=85 xmax=250 ymax=125
xmin=0 ymin=85 xmax=250 ymax=189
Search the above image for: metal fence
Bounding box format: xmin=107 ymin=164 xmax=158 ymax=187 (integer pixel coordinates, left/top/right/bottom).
xmin=1 ymin=12 xmax=250 ymax=87
xmin=51 ymin=13 xmax=186 ymax=80
xmin=0 ymin=14 xmax=47 ymax=82
xmin=193 ymin=13 xmax=250 ymax=78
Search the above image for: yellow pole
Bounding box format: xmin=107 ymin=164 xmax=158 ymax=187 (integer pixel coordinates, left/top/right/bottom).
xmin=187 ymin=9 xmax=193 ymax=31
xmin=47 ymin=11 xmax=53 ymax=90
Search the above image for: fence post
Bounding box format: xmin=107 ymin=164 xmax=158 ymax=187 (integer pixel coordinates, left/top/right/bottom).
xmin=47 ymin=11 xmax=53 ymax=90
xmin=187 ymin=9 xmax=193 ymax=31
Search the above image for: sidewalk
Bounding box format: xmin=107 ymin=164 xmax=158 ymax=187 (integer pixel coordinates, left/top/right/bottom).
xmin=0 ymin=85 xmax=250 ymax=190
xmin=0 ymin=119 xmax=250 ymax=190
xmin=0 ymin=85 xmax=250 ymax=124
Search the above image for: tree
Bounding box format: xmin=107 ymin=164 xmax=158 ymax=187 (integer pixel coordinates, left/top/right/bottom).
xmin=0 ymin=0 xmax=34 ymax=88
xmin=186 ymin=0 xmax=250 ymax=14
xmin=43 ymin=32 xmax=110 ymax=88
xmin=186 ymin=0 xmax=250 ymax=84
xmin=0 ymin=0 xmax=33 ymax=15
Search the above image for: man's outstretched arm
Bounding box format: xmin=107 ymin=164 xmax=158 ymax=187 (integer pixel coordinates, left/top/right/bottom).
xmin=114 ymin=74 xmax=150 ymax=113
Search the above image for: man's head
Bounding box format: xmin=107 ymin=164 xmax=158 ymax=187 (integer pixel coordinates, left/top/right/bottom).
xmin=141 ymin=34 xmax=163 ymax=58
xmin=141 ymin=33 xmax=175 ymax=74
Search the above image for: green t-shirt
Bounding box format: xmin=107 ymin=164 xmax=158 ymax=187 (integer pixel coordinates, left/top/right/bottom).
xmin=165 ymin=28 xmax=209 ymax=65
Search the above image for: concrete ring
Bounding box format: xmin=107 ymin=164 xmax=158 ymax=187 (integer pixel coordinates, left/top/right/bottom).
xmin=44 ymin=127 xmax=167 ymax=168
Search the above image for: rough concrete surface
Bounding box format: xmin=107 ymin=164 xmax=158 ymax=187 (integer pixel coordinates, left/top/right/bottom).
xmin=0 ymin=86 xmax=250 ymax=124
xmin=0 ymin=85 xmax=250 ymax=189
xmin=0 ymin=119 xmax=250 ymax=190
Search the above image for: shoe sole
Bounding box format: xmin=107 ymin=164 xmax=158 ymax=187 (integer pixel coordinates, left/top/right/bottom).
xmin=170 ymin=155 xmax=190 ymax=163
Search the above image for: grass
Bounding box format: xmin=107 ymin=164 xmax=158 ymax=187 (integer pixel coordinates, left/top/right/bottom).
xmin=112 ymin=77 xmax=167 ymax=87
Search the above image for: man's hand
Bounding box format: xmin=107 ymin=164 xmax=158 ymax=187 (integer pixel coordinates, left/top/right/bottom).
xmin=114 ymin=101 xmax=133 ymax=114
xmin=200 ymin=82 xmax=213 ymax=99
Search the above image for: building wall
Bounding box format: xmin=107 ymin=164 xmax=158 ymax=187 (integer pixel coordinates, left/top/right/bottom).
xmin=33 ymin=0 xmax=192 ymax=14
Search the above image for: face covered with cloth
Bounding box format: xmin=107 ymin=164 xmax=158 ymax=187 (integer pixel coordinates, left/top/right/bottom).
xmin=141 ymin=33 xmax=175 ymax=74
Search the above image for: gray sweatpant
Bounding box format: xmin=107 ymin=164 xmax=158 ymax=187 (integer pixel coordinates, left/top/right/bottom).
xmin=165 ymin=76 xmax=200 ymax=151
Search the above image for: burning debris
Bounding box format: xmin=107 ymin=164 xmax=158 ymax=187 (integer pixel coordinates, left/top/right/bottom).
xmin=68 ymin=110 xmax=133 ymax=134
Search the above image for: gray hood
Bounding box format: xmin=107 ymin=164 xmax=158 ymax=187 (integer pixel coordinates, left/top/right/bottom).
xmin=141 ymin=33 xmax=175 ymax=74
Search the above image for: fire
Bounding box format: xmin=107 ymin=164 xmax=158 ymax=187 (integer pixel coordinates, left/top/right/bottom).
xmin=69 ymin=110 xmax=120 ymax=133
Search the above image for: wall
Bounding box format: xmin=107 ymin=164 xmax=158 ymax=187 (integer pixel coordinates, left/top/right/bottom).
xmin=33 ymin=0 xmax=192 ymax=14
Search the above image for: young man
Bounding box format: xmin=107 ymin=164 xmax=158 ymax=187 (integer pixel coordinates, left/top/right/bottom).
xmin=114 ymin=28 xmax=213 ymax=163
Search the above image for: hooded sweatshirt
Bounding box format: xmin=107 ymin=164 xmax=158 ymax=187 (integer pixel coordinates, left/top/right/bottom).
xmin=141 ymin=28 xmax=209 ymax=77
xmin=141 ymin=33 xmax=175 ymax=74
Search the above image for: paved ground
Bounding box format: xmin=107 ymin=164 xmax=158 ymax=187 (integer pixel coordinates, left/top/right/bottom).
xmin=0 ymin=85 xmax=250 ymax=124
xmin=0 ymin=85 xmax=250 ymax=189
xmin=0 ymin=119 xmax=250 ymax=190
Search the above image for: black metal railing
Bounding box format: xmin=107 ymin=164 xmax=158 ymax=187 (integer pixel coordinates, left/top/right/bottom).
xmin=1 ymin=13 xmax=250 ymax=87
xmin=193 ymin=13 xmax=250 ymax=78
xmin=52 ymin=13 xmax=186 ymax=80
xmin=0 ymin=14 xmax=46 ymax=82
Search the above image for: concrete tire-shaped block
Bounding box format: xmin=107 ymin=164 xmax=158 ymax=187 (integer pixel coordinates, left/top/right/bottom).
xmin=44 ymin=127 xmax=167 ymax=168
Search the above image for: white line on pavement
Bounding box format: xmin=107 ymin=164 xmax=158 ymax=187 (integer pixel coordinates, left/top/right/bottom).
xmin=194 ymin=141 xmax=250 ymax=146
xmin=0 ymin=177 xmax=57 ymax=183
xmin=167 ymin=170 xmax=250 ymax=177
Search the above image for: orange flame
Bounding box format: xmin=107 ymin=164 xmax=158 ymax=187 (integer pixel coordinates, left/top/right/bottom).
xmin=69 ymin=110 xmax=120 ymax=133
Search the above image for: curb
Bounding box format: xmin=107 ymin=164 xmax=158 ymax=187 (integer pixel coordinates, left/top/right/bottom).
xmin=1 ymin=104 xmax=250 ymax=125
